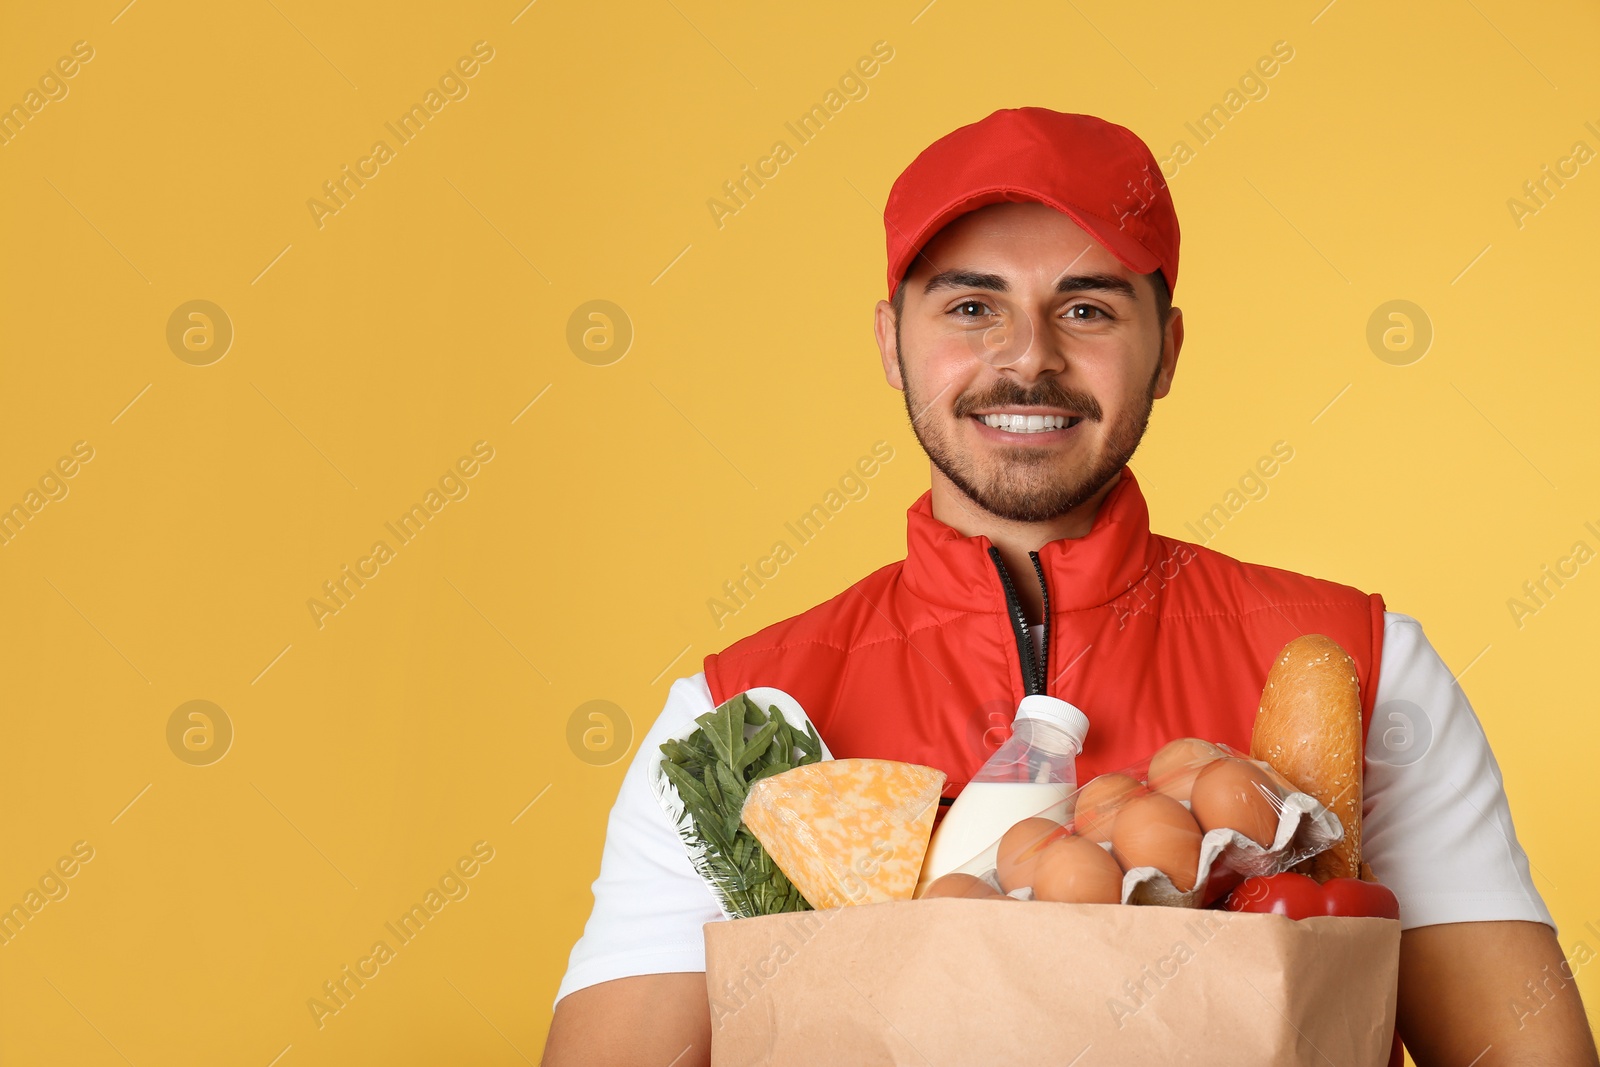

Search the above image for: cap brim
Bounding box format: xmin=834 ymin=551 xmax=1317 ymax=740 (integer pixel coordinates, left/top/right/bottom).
xmin=896 ymin=187 xmax=1161 ymax=290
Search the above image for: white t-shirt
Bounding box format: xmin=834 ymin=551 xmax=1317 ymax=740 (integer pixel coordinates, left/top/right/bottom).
xmin=553 ymin=611 xmax=1553 ymax=1007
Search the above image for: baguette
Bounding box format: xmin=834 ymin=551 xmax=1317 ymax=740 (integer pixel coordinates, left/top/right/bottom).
xmin=1250 ymin=634 xmax=1363 ymax=881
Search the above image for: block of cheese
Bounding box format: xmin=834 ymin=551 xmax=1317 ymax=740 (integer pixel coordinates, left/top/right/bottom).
xmin=741 ymin=759 xmax=946 ymax=910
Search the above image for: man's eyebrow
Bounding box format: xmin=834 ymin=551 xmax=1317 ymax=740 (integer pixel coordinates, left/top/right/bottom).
xmin=923 ymin=269 xmax=1008 ymax=296
xmin=1055 ymin=272 xmax=1138 ymax=299
xmin=921 ymin=269 xmax=1139 ymax=300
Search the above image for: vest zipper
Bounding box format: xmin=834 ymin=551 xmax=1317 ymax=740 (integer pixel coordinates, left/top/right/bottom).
xmin=987 ymin=546 xmax=1051 ymax=696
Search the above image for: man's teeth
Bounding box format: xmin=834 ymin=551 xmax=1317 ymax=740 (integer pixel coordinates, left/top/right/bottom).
xmin=979 ymin=413 xmax=1077 ymax=433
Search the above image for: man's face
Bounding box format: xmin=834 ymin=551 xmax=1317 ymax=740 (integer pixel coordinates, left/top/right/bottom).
xmin=875 ymin=201 xmax=1182 ymax=523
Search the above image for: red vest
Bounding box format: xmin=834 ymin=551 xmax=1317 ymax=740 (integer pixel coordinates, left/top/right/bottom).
xmin=703 ymin=468 xmax=1386 ymax=810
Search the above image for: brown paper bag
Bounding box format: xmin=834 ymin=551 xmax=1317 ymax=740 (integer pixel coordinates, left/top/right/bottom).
xmin=705 ymin=898 xmax=1399 ymax=1066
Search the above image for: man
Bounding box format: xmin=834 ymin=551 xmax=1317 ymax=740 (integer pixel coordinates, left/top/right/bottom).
xmin=544 ymin=108 xmax=1597 ymax=1065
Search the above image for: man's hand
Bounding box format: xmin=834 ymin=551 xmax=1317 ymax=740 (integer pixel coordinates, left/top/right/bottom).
xmin=542 ymin=973 xmax=710 ymax=1067
xmin=1399 ymin=920 xmax=1598 ymax=1065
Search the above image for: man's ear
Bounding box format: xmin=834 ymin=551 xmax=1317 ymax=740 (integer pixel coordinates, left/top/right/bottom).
xmin=873 ymin=299 xmax=905 ymax=391
xmin=1153 ymin=306 xmax=1184 ymax=400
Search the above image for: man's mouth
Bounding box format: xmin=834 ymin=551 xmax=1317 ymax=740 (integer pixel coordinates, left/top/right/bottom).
xmin=972 ymin=413 xmax=1085 ymax=435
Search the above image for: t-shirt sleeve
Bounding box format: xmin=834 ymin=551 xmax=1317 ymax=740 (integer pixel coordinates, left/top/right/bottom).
xmin=553 ymin=673 xmax=725 ymax=1008
xmin=1362 ymin=612 xmax=1554 ymax=933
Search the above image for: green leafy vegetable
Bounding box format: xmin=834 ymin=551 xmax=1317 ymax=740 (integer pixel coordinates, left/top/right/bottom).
xmin=659 ymin=694 xmax=822 ymax=918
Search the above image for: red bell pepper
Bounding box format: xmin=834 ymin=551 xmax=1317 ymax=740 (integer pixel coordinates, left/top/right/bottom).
xmin=1225 ymin=873 xmax=1402 ymax=1065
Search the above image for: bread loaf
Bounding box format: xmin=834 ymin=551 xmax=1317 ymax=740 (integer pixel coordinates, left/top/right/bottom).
xmin=1249 ymin=634 xmax=1363 ymax=881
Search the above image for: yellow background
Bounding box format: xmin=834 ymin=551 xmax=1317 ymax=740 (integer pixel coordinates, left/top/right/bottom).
xmin=2 ymin=0 xmax=1596 ymax=1062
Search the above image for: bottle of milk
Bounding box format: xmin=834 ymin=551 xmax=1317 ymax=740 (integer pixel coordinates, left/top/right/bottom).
xmin=916 ymin=695 xmax=1090 ymax=892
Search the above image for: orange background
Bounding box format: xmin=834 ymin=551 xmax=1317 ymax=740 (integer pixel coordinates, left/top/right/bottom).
xmin=1 ymin=1 xmax=1596 ymax=1062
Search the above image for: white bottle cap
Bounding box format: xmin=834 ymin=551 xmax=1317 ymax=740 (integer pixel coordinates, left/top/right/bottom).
xmin=1015 ymin=695 xmax=1090 ymax=750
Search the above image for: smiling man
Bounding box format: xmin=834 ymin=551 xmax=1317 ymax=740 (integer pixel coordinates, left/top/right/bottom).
xmin=543 ymin=108 xmax=1598 ymax=1066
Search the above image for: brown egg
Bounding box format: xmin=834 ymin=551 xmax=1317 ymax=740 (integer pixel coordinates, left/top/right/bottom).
xmin=1111 ymin=792 xmax=1204 ymax=892
xmin=1147 ymin=737 xmax=1225 ymax=803
xmin=1031 ymin=835 xmax=1124 ymax=905
xmin=995 ymin=817 xmax=1068 ymax=893
xmin=922 ymin=872 xmax=1004 ymax=899
xmin=1189 ymin=758 xmax=1283 ymax=847
xmin=1071 ymin=773 xmax=1145 ymax=844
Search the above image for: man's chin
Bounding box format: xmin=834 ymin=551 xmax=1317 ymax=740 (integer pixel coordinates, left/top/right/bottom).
xmin=948 ymin=466 xmax=1117 ymax=523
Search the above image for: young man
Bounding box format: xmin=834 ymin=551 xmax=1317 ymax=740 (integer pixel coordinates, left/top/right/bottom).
xmin=544 ymin=108 xmax=1597 ymax=1066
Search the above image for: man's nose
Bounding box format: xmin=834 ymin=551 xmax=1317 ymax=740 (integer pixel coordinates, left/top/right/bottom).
xmin=968 ymin=307 xmax=1068 ymax=379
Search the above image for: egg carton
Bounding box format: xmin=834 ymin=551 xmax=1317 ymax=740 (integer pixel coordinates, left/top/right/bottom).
xmin=1120 ymin=789 xmax=1341 ymax=907
xmin=979 ymin=790 xmax=1343 ymax=908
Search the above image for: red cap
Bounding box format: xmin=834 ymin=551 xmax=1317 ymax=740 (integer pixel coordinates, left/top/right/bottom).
xmin=883 ymin=107 xmax=1179 ymax=301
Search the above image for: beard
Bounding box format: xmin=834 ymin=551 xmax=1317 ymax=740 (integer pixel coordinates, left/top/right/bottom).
xmin=897 ymin=340 xmax=1161 ymax=524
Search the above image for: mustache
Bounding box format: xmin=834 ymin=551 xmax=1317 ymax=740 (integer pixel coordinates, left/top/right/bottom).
xmin=953 ymin=379 xmax=1102 ymax=421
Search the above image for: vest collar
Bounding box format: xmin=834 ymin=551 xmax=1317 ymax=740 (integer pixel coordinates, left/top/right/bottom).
xmin=900 ymin=466 xmax=1161 ymax=613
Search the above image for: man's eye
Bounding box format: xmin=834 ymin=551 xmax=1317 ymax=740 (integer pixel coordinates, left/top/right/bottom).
xmin=1065 ymin=304 xmax=1108 ymax=321
xmin=950 ymin=300 xmax=995 ymax=318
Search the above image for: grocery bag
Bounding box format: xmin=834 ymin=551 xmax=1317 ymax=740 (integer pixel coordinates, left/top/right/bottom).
xmin=704 ymin=897 xmax=1399 ymax=1066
